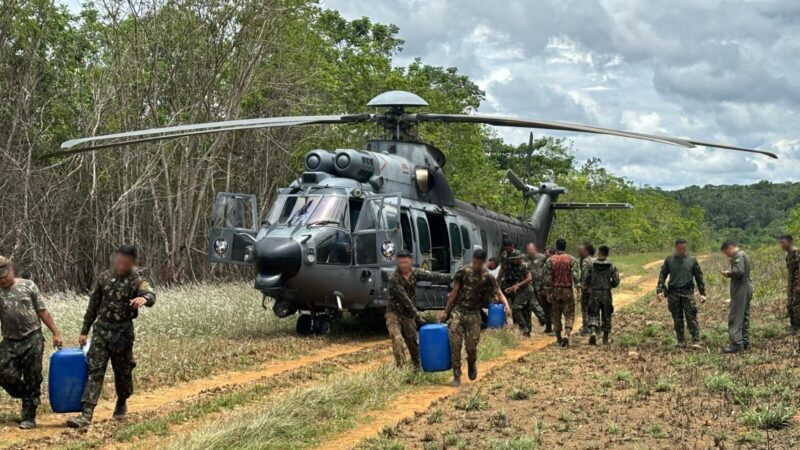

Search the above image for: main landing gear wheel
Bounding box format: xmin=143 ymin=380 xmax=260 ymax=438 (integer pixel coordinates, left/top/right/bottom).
xmin=313 ymin=315 xmax=332 ymax=335
xmin=296 ymin=314 xmax=313 ymax=336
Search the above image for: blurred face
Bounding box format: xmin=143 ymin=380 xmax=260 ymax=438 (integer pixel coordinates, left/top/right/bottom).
xmin=114 ymin=253 xmax=137 ymax=277
xmin=0 ymin=265 xmax=15 ymax=288
xmin=487 ymin=260 xmax=498 ymax=270
xmin=578 ymin=245 xmax=588 ymax=258
xmin=511 ymin=258 xmax=522 ymax=266
xmin=397 ymin=256 xmax=413 ymax=274
xmin=471 ymin=257 xmax=485 ymax=272
xmin=722 ymin=246 xmax=737 ymax=258
xmin=502 ymin=244 xmax=513 ymax=254
xmin=675 ymin=243 xmax=688 ymax=256
xmin=526 ymin=243 xmax=537 ymax=256
xmin=779 ymin=238 xmax=793 ymax=252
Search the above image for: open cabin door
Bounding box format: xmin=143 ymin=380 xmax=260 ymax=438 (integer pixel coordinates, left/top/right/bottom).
xmin=208 ymin=192 xmax=258 ymax=265
xmin=353 ymin=194 xmax=402 ymax=266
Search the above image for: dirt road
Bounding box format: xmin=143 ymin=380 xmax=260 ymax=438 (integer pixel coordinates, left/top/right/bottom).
xmin=318 ymin=262 xmax=663 ymax=450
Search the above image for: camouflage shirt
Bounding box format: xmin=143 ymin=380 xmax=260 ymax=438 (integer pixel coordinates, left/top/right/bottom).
xmin=786 ymin=247 xmax=800 ymax=294
xmin=451 ymin=265 xmax=500 ymax=314
xmin=585 ymin=260 xmax=620 ymax=291
xmin=523 ymin=253 xmax=546 ymax=292
xmin=497 ymin=249 xmax=512 ymax=280
xmin=501 ymin=262 xmax=530 ymax=291
xmin=81 ymin=269 xmax=156 ymax=334
xmin=543 ymin=252 xmax=580 ymax=289
xmin=0 ymin=279 xmax=45 ymax=339
xmin=580 ymin=256 xmax=595 ymax=288
xmin=387 ymin=268 xmax=451 ymax=318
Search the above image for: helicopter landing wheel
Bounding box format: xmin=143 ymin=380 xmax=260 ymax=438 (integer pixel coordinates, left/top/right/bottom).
xmin=313 ymin=315 xmax=332 ymax=335
xmin=296 ymin=314 xmax=314 ymax=336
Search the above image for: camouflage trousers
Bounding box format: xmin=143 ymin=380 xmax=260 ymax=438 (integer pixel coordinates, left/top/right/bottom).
xmin=537 ymin=291 xmax=552 ymax=326
xmin=385 ymin=311 xmax=420 ymax=367
xmin=448 ymin=310 xmax=481 ymax=378
xmin=788 ymin=291 xmax=800 ymax=332
xmin=587 ymin=290 xmax=614 ymax=334
xmin=509 ymin=293 xmax=531 ymax=335
xmin=550 ymin=287 xmax=576 ymax=336
xmin=580 ymin=289 xmax=591 ymax=331
xmin=667 ymin=291 xmax=699 ymax=342
xmin=82 ymin=321 xmax=136 ymax=408
xmin=529 ymin=290 xmax=547 ymax=327
xmin=0 ymin=330 xmax=44 ymax=403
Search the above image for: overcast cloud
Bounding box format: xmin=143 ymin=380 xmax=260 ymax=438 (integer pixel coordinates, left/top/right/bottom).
xmin=323 ymin=0 xmax=799 ymax=189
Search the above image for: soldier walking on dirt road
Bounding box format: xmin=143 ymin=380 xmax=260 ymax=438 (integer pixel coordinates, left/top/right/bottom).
xmin=721 ymin=240 xmax=753 ymax=354
xmin=67 ymin=245 xmax=156 ymax=428
xmin=500 ymin=250 xmax=533 ymax=336
xmin=543 ymin=239 xmax=580 ymax=348
xmin=657 ymin=239 xmax=706 ymax=349
xmin=778 ymin=235 xmax=800 ymax=334
xmin=0 ymin=256 xmax=63 ymax=429
xmin=584 ymin=246 xmax=620 ymax=345
xmin=524 ymin=242 xmax=551 ymax=334
xmin=386 ymin=249 xmax=452 ymax=368
xmin=440 ymin=249 xmax=509 ymax=387
xmin=578 ymin=243 xmax=595 ymax=336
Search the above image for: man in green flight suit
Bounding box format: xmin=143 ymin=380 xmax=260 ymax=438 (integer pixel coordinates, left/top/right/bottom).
xmin=501 ymin=250 xmax=533 ymax=336
xmin=721 ymin=240 xmax=753 ymax=354
xmin=584 ymin=246 xmax=620 ymax=345
xmin=67 ymin=245 xmax=156 ymax=428
xmin=440 ymin=249 xmax=510 ymax=387
xmin=386 ymin=249 xmax=452 ymax=368
xmin=0 ymin=256 xmax=63 ymax=429
xmin=778 ymin=235 xmax=800 ymax=334
xmin=657 ymin=239 xmax=706 ymax=349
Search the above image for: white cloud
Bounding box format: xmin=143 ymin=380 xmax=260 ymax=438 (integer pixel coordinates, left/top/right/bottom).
xmin=324 ymin=0 xmax=799 ymax=189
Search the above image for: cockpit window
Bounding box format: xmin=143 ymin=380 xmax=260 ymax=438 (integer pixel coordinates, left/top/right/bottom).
xmin=265 ymin=194 xmax=347 ymax=227
xmin=308 ymin=196 xmax=348 ymax=227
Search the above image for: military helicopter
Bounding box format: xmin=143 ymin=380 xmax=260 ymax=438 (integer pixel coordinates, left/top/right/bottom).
xmin=50 ymin=91 xmax=777 ymax=335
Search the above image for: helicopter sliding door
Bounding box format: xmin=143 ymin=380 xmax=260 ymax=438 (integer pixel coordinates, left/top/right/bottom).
xmin=353 ymin=194 xmax=402 ymax=266
xmin=208 ymin=192 xmax=259 ymax=265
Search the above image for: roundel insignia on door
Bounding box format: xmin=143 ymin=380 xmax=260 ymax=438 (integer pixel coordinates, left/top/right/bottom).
xmin=213 ymin=237 xmax=228 ymax=258
xmin=380 ymin=240 xmax=397 ymax=261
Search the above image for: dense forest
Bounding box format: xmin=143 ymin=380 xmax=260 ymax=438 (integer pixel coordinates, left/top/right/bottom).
xmin=0 ymin=0 xmax=794 ymax=290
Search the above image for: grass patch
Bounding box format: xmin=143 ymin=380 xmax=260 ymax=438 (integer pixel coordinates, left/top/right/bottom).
xmin=478 ymin=328 xmax=519 ymax=361
xmin=741 ymin=405 xmax=796 ymax=430
xmin=705 ymin=373 xmax=736 ymax=393
xmin=487 ymin=435 xmax=540 ymax=450
xmin=644 ymin=422 xmax=668 ymax=439
xmin=358 ymin=438 xmax=405 ymax=450
xmin=654 ymin=376 xmax=674 ymax=392
xmin=454 ymin=389 xmax=489 ymax=411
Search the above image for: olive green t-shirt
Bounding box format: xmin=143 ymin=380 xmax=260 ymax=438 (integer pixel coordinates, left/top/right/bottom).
xmin=0 ymin=279 xmax=46 ymax=339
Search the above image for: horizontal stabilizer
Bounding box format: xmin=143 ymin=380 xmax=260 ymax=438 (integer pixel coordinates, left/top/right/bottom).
xmin=552 ymin=202 xmax=632 ymax=210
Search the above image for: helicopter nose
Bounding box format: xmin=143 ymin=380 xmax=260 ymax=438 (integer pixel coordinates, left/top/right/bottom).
xmin=254 ymin=237 xmax=302 ymax=289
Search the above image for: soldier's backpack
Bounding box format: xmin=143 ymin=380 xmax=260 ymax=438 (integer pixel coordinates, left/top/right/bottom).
xmin=549 ymin=254 xmax=574 ymax=287
xmin=590 ymin=261 xmax=619 ymax=290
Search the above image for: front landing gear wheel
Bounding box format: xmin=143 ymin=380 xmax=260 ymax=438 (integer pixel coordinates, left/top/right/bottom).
xmin=296 ymin=314 xmax=313 ymax=336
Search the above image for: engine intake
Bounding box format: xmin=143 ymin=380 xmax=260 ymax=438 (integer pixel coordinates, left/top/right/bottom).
xmin=304 ymin=150 xmax=336 ymax=173
xmin=333 ymin=149 xmax=378 ymax=182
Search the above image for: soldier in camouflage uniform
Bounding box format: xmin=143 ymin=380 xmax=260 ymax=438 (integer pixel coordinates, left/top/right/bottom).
xmin=67 ymin=245 xmax=156 ymax=428
xmin=657 ymin=239 xmax=706 ymax=348
xmin=779 ymin=235 xmax=800 ymax=333
xmin=496 ymin=237 xmax=515 ymax=281
xmin=543 ymin=239 xmax=580 ymax=347
xmin=0 ymin=256 xmax=62 ymax=429
xmin=578 ymin=244 xmax=595 ymax=336
xmin=386 ymin=249 xmax=451 ymax=367
xmin=584 ymin=246 xmax=620 ymax=345
xmin=440 ymin=249 xmax=509 ymax=387
xmin=525 ymin=242 xmax=551 ymax=334
xmin=501 ymin=250 xmax=533 ymax=336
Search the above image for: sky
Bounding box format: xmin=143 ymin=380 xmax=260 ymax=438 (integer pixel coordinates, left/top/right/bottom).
xmin=322 ymin=0 xmax=799 ymax=189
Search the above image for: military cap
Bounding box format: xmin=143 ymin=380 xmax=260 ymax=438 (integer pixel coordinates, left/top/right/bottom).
xmin=0 ymin=256 xmax=10 ymax=279
xmin=508 ymin=250 xmax=524 ymax=259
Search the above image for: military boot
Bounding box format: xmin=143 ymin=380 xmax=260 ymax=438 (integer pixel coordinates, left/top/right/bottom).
xmin=113 ymin=398 xmax=128 ymax=420
xmin=451 ymin=376 xmax=461 ymax=387
xmin=555 ymin=331 xmax=563 ymax=347
xmin=18 ymin=399 xmax=37 ymax=430
xmin=602 ymin=332 xmax=610 ymax=345
xmin=66 ymin=405 xmax=94 ymax=428
xmin=562 ymin=329 xmax=571 ymax=348
xmin=468 ymin=363 xmax=478 ymax=381
xmin=544 ymin=323 xmax=553 ymax=335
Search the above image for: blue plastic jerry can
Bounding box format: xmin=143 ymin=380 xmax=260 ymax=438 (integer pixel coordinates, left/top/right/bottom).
xmin=487 ymin=303 xmax=506 ymax=328
xmin=49 ymin=348 xmax=89 ymax=413
xmin=419 ymin=324 xmax=452 ymax=372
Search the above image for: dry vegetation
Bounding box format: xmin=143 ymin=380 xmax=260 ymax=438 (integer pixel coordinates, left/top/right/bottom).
xmin=358 ymin=249 xmax=800 ymax=450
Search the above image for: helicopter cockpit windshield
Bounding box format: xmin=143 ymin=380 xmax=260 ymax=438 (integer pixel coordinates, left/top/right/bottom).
xmin=267 ymin=194 xmax=348 ymax=228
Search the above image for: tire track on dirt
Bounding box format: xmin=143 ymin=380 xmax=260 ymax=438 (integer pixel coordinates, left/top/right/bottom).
xmin=318 ymin=262 xmax=664 ymax=450
xmin=0 ymin=339 xmax=384 ymax=448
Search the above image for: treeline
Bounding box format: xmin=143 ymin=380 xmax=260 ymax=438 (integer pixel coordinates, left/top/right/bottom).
xmin=0 ymin=0 xmax=746 ymax=291
xmin=665 ymin=182 xmax=800 ymax=245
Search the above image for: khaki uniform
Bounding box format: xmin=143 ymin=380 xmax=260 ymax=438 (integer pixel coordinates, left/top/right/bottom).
xmin=543 ymin=252 xmax=580 ymax=336
xmin=448 ymin=266 xmax=500 ymax=378
xmin=727 ymin=250 xmax=752 ymax=349
xmin=786 ymin=248 xmax=800 ymax=332
xmin=525 ymin=253 xmax=551 ymax=328
xmin=657 ymin=254 xmax=706 ymax=343
xmin=80 ymin=269 xmax=155 ymax=408
xmin=386 ymin=268 xmax=451 ymax=367
xmin=0 ymin=279 xmax=45 ymax=412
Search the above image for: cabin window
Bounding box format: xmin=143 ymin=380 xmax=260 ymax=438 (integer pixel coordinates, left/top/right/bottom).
xmin=480 ymin=229 xmax=488 ymax=251
xmin=460 ymin=225 xmax=471 ymax=253
xmin=449 ymin=223 xmax=463 ymax=257
xmin=316 ymin=229 xmax=352 ymax=265
xmin=400 ymin=213 xmax=413 ymax=252
xmin=416 ymin=217 xmax=431 ymax=254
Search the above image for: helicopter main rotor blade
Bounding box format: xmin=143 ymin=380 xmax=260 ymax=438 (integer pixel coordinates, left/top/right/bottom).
xmin=46 ymin=114 xmax=373 ymax=159
xmin=414 ymin=113 xmax=778 ymax=159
